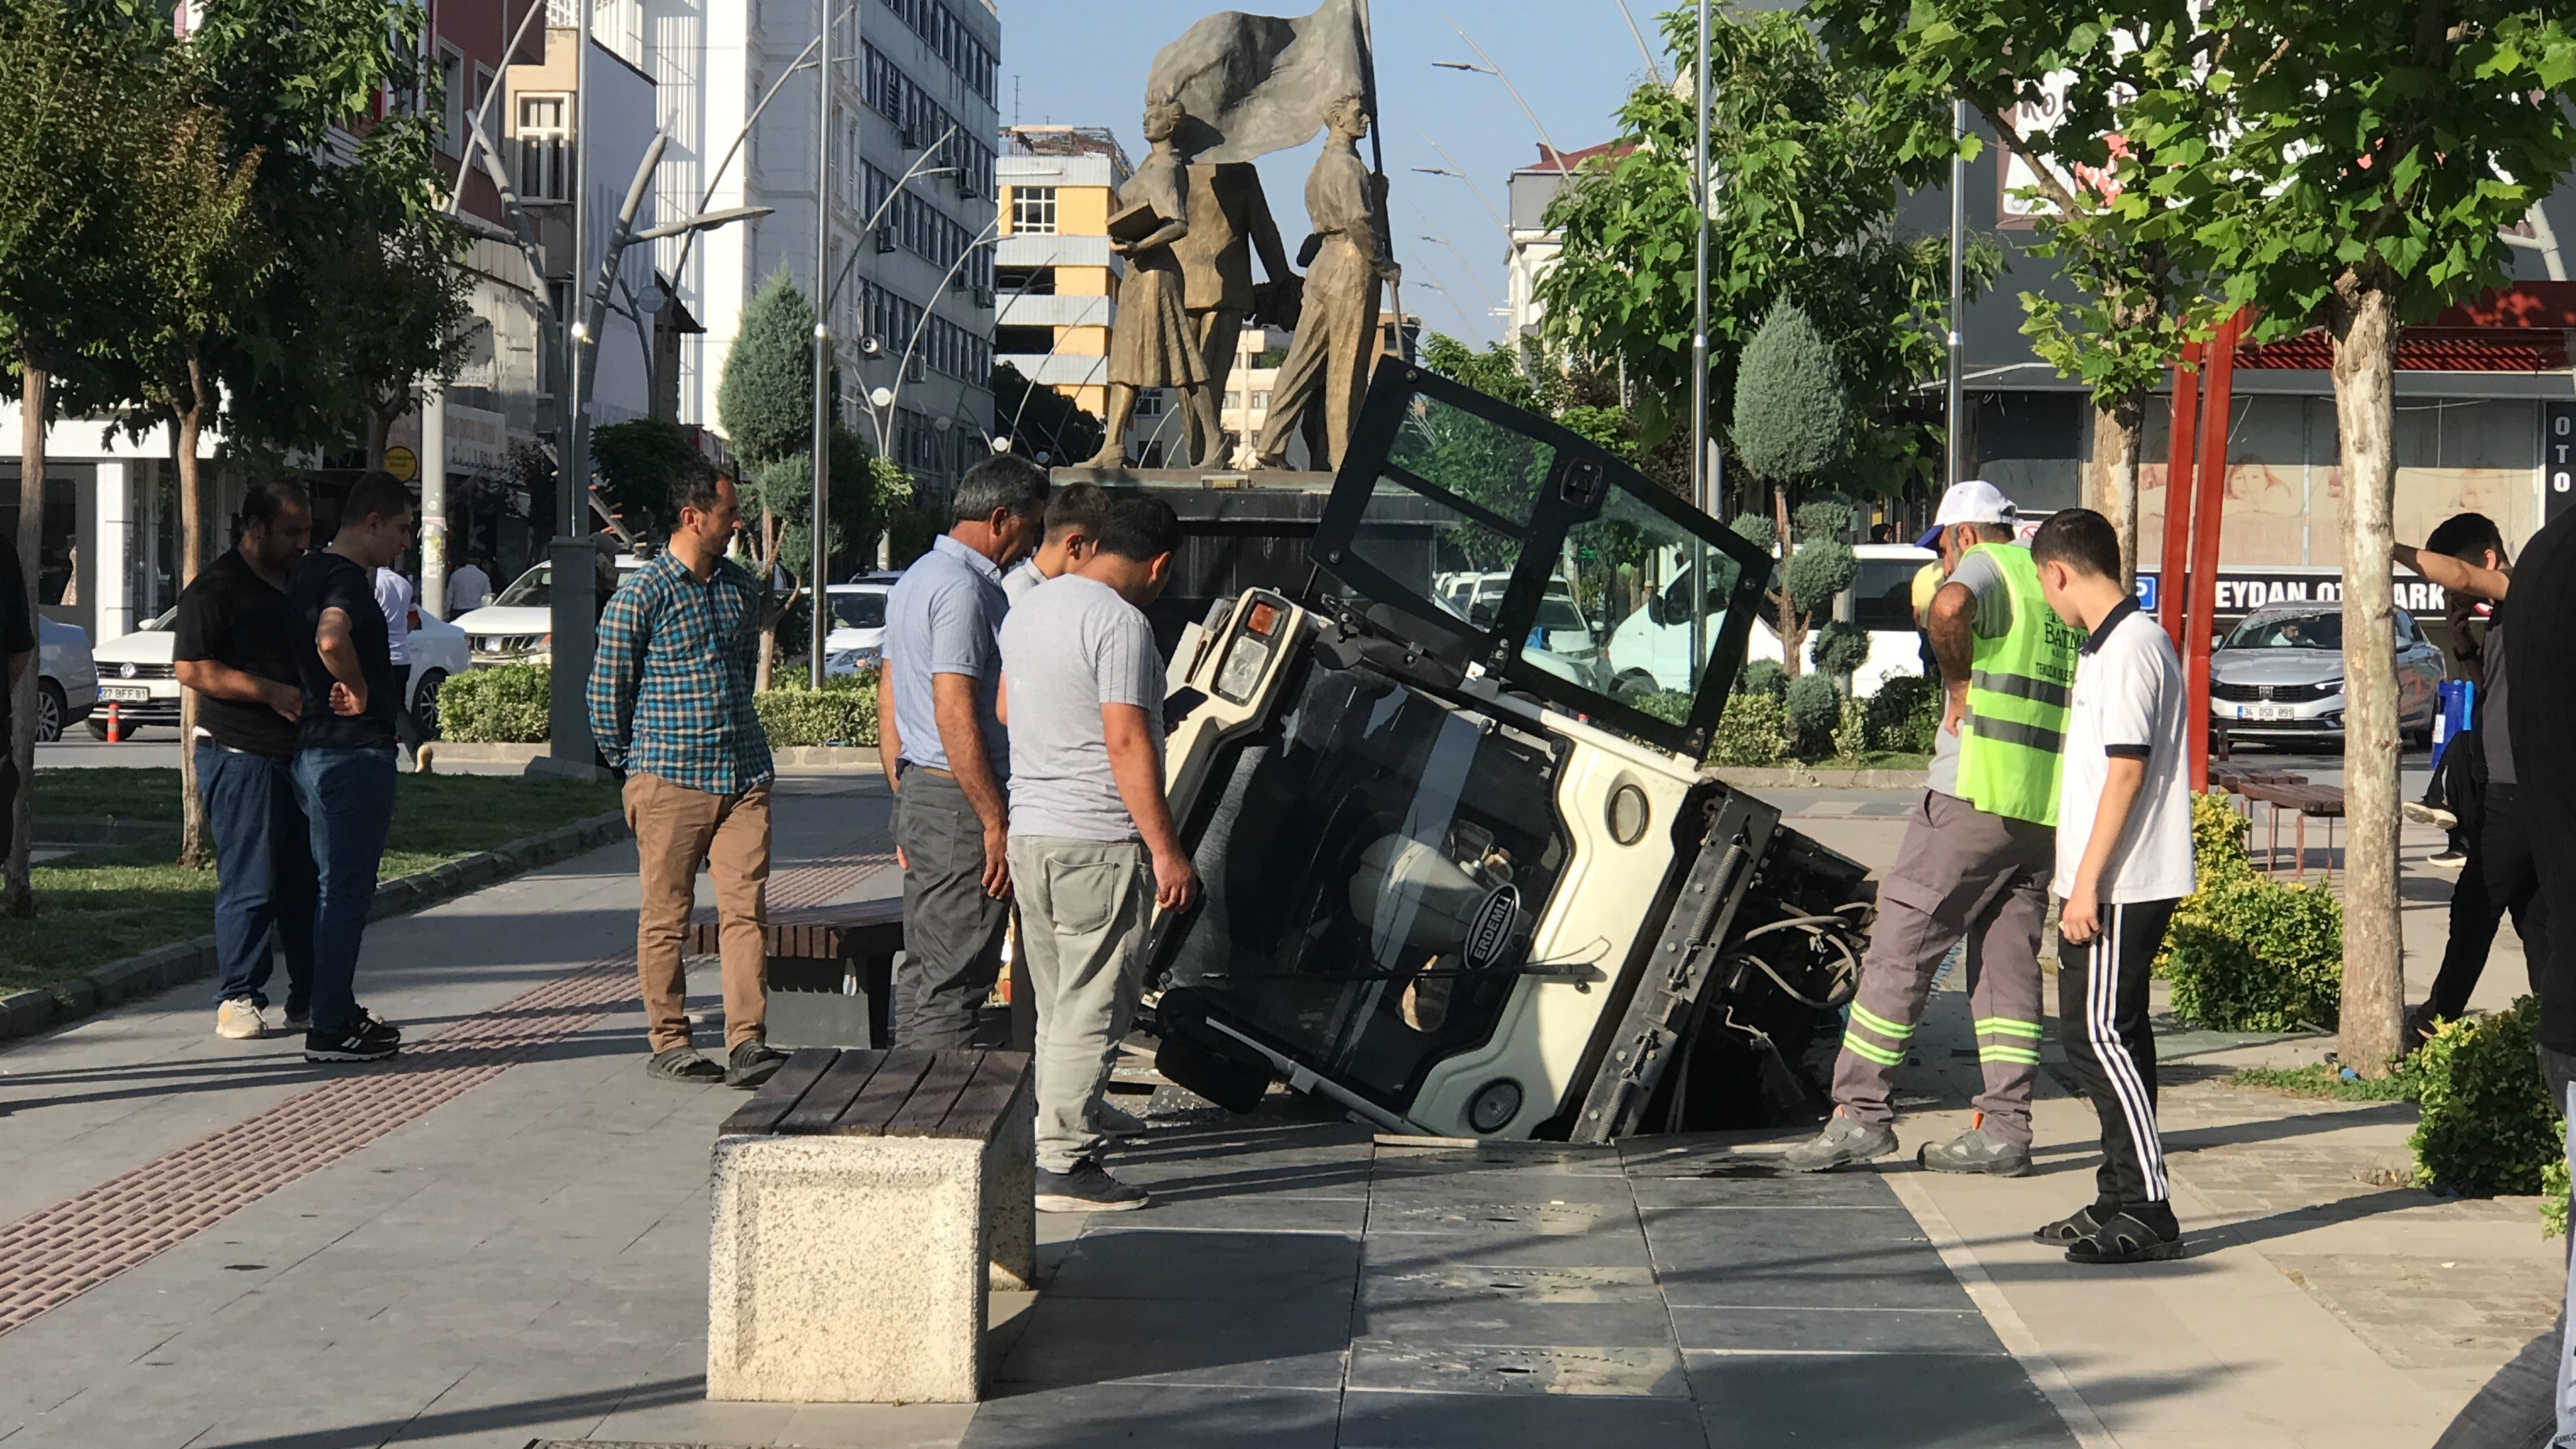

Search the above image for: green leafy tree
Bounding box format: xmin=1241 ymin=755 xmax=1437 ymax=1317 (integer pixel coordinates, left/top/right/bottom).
xmin=0 ymin=0 xmax=166 ymax=911
xmin=1813 ymin=0 xmax=2206 ymax=582
xmin=718 ymin=269 xmax=817 ymax=470
xmin=1536 ymin=6 xmax=1999 ymax=500
xmin=1732 ymin=311 xmax=1853 ymax=678
xmin=2118 ymin=1 xmax=2576 ymax=1076
xmin=313 ymin=213 xmax=476 ymax=469
xmin=990 ymin=361 xmax=1104 ymax=466
xmin=592 ymin=419 xmax=707 ymax=537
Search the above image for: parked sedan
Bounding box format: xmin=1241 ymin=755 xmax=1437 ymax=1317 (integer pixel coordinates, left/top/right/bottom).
xmin=2208 ymin=602 xmax=2443 ymax=747
xmin=89 ymin=601 xmax=471 ymax=740
xmin=36 ymin=616 xmax=99 ymax=742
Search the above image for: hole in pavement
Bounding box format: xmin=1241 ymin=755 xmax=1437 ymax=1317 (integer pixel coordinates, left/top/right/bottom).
xmin=223 ymin=1264 xmax=267 ymax=1271
xmin=1693 ymin=1160 xmax=1781 ymax=1179
xmin=1496 ymin=1366 xmax=1533 ymax=1375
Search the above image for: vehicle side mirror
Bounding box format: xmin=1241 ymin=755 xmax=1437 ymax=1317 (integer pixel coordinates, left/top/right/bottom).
xmin=1645 ymin=593 xmax=1668 ymax=627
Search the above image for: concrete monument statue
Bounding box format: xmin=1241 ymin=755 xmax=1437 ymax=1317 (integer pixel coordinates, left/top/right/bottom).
xmin=1250 ymin=94 xmax=1396 ymax=471
xmin=1083 ymin=92 xmax=1226 ymax=470
xmin=1174 ymin=162 xmax=1300 ymax=467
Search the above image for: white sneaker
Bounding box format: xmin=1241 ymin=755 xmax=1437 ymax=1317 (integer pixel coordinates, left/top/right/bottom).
xmin=215 ymin=998 xmax=270 ymax=1040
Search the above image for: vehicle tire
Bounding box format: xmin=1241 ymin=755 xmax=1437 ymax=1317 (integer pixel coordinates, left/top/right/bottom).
xmin=1613 ymin=669 xmax=1659 ymax=698
xmin=34 ymin=680 xmax=65 ymax=743
xmin=411 ymin=668 xmax=448 ymax=741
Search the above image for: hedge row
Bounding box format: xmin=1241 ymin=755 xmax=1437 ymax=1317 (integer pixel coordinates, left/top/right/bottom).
xmin=2155 ymin=791 xmax=2344 ymax=1032
xmin=439 ymin=662 xmax=879 ymax=749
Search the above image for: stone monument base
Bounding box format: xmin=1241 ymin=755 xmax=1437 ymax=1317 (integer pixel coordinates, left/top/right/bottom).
xmin=1049 ymin=466 xmax=1336 ymax=493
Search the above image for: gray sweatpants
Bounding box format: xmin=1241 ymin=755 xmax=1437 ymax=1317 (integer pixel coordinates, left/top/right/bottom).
xmin=1006 ymin=835 xmax=1151 ymax=1173
xmin=894 ymin=765 xmax=1010 ymax=1049
xmin=1830 ymin=789 xmax=2054 ymax=1145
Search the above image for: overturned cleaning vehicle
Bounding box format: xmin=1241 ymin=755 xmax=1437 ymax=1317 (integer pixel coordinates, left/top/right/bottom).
xmin=1144 ymin=364 xmax=1874 ymax=1141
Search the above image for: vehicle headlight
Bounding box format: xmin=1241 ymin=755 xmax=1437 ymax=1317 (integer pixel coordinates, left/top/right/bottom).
xmin=1214 ymin=633 xmax=1271 ymax=702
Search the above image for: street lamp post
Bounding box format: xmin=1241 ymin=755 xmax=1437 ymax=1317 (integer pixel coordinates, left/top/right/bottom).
xmin=809 ymin=0 xmax=835 ymax=688
xmin=1688 ymin=0 xmax=1711 ymax=677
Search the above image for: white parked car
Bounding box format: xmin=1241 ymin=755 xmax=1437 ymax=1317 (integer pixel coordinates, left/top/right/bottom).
xmin=820 ymin=575 xmax=898 ymax=678
xmin=35 ymin=617 xmax=99 ymax=743
xmin=1607 ymin=543 xmax=1938 ymax=698
xmin=89 ymin=600 xmax=470 ymax=740
xmin=450 ymin=554 xmax=647 ymax=667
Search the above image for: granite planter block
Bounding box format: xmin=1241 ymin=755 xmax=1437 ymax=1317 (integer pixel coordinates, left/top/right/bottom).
xmin=706 ymin=1102 xmax=1034 ymax=1403
xmin=0 ymin=989 xmax=53 ymax=1036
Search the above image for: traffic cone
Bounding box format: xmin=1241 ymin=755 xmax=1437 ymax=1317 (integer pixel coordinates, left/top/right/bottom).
xmin=104 ymin=703 xmax=121 ymax=743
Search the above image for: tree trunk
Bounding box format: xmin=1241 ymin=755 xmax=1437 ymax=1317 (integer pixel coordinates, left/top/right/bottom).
xmin=1772 ymin=486 xmax=1803 ymax=678
xmin=7 ymin=355 xmax=47 ymax=918
xmin=364 ymin=403 xmax=396 ymax=472
xmin=754 ymin=508 xmax=782 ymax=691
xmin=2090 ymin=391 xmax=2147 ymax=590
xmin=175 ymin=376 xmax=212 ymax=870
xmin=2330 ymin=286 xmax=2403 ymax=1077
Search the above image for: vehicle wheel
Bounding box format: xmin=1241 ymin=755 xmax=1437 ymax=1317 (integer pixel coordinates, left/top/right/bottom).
xmin=86 ymin=718 xmax=111 ymax=741
xmin=34 ymin=680 xmax=64 ymax=743
xmin=1612 ymin=669 xmax=1659 ymax=698
xmin=411 ymin=668 xmax=448 ymax=741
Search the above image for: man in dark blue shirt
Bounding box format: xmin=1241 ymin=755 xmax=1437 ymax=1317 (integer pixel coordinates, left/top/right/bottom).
xmin=288 ymin=472 xmax=413 ymax=1064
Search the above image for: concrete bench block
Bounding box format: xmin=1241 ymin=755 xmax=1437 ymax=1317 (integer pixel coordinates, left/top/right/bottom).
xmin=706 ymin=1088 xmax=1034 ymax=1403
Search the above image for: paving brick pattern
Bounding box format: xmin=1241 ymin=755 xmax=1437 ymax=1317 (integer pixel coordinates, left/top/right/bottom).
xmin=965 ymin=1115 xmax=2081 ymax=1449
xmin=0 ymin=847 xmax=892 ymax=1338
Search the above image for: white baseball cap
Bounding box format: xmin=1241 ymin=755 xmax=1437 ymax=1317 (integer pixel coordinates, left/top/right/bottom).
xmin=1914 ymin=480 xmax=2020 ymax=547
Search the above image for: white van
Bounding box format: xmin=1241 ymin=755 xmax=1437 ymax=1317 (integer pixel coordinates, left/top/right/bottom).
xmin=1605 ymin=543 xmax=1936 ymax=698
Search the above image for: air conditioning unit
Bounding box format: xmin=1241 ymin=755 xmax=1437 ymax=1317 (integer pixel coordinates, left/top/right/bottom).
xmin=906 ymin=356 xmax=927 ymax=383
xmin=953 ymin=171 xmax=975 ymax=200
xmin=948 ymin=269 xmax=967 ymax=293
xmin=875 ymin=226 xmax=896 ymax=254
xmin=900 ymin=122 xmax=923 ymax=151
xmin=971 ymin=285 xmax=994 ymax=310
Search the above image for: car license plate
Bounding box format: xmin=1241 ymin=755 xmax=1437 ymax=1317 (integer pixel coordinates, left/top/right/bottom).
xmin=101 ymin=685 xmax=150 ymax=702
xmin=2255 ymin=704 xmax=2294 ymax=721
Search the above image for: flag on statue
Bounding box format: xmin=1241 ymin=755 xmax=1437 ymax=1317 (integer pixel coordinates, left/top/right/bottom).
xmin=1144 ymin=0 xmax=1375 ymax=165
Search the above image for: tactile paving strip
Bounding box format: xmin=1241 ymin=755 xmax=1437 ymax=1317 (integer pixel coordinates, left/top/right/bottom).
xmin=0 ymin=846 xmax=895 ymax=1336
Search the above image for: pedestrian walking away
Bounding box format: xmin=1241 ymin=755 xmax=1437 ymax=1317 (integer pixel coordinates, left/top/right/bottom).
xmin=1001 ymin=480 xmax=1110 ymax=604
xmin=2396 ymin=514 xmax=2545 ymax=1046
xmin=2028 ymin=508 xmax=2195 ymax=1264
xmin=288 ymin=472 xmax=415 ymax=1064
xmin=998 ymin=494 xmax=1196 ymax=1212
xmin=174 ymin=480 xmax=318 ymax=1041
xmin=881 ymin=454 xmax=1048 ymax=1049
xmin=1784 ymin=480 xmax=2079 ymax=1176
xmin=445 ymin=553 xmax=492 ymax=616
xmin=588 ymin=464 xmax=786 ymax=1090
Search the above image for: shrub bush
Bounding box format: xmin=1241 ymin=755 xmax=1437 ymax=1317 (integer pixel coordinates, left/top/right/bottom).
xmin=1631 ymin=690 xmax=1694 ymax=727
xmin=2155 ymin=792 xmax=2343 ymax=1030
xmin=1737 ymin=659 xmax=1788 ymax=699
xmin=1708 ymin=691 xmax=1788 ymax=767
xmin=1782 ymin=672 xmax=1842 ymax=757
xmin=1809 ymin=619 xmax=1872 ymax=678
xmin=2410 ymin=996 xmax=2563 ymax=1198
xmin=438 ymin=663 xmax=551 ymax=743
xmin=1859 ymin=674 xmax=1940 ymax=754
xmin=754 ymin=668 xmax=880 ymax=747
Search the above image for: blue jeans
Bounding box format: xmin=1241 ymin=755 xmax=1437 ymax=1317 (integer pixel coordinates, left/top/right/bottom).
xmin=199 ymin=743 xmax=315 ymax=1014
xmin=291 ymin=746 xmax=398 ymax=1035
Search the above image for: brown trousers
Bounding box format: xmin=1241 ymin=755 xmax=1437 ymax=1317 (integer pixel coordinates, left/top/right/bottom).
xmin=627 ymin=771 xmax=772 ymax=1053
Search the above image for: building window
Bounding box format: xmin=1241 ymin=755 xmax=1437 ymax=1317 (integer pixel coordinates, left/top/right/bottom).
xmin=996 ymin=265 xmax=1054 ymax=295
xmin=517 ymin=95 xmax=570 ymax=202
xmin=436 ymin=45 xmax=466 ymax=155
xmin=1252 ymin=391 xmax=1270 ymax=409
xmin=1011 ymin=186 xmax=1057 ymax=235
xmin=994 ymin=325 xmax=1053 ymax=356
xmin=1134 ymin=389 xmax=1164 ymax=417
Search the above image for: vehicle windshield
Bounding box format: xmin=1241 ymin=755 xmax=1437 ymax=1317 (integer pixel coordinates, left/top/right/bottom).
xmin=829 ymin=591 xmax=887 ymax=630
xmin=2226 ymin=614 xmax=2342 ymax=650
xmin=491 ymin=560 xmax=640 ymax=607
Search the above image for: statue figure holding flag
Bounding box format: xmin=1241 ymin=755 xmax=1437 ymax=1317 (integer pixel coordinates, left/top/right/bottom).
xmin=1250 ymin=93 xmax=1395 ymax=471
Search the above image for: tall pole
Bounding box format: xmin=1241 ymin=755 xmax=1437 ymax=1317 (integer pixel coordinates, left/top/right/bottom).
xmin=809 ymin=0 xmax=833 ymax=687
xmin=1688 ymin=0 xmax=1709 ymax=683
xmin=1945 ymin=100 xmax=1966 ymax=486
xmin=549 ymin=0 xmax=600 ymax=768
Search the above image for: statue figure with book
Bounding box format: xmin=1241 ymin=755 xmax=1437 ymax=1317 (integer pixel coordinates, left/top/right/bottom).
xmin=1083 ymin=91 xmax=1226 ymax=469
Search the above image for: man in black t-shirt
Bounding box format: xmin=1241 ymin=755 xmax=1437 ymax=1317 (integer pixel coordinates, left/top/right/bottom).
xmin=288 ymin=472 xmax=415 ymax=1065
xmin=174 ymin=481 xmax=317 ymax=1041
xmin=0 ymin=539 xmax=36 ymax=821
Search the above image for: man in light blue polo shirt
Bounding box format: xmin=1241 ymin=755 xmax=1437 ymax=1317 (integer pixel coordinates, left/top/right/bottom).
xmin=879 ymin=454 xmax=1047 ymax=1047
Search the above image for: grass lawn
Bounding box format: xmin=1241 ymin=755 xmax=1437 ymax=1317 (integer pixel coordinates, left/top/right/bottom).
xmin=2226 ymin=1062 xmax=2417 ymax=1103
xmin=0 ymin=769 xmax=620 ymax=996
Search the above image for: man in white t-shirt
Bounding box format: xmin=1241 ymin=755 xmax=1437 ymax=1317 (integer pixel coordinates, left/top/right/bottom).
xmin=997 ymin=494 xmax=1197 ymax=1213
xmin=374 ymin=566 xmax=413 ymax=668
xmin=445 ymin=555 xmax=492 ymax=616
xmin=2030 ymin=508 xmax=2194 ymax=1265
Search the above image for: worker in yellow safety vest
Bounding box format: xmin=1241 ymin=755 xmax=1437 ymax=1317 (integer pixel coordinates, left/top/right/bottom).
xmin=1784 ymin=480 xmax=2082 ymax=1176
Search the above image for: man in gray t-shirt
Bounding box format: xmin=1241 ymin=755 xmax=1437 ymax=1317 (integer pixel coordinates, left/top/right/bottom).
xmin=1924 ymin=545 xmax=2017 ymax=796
xmin=998 ymin=496 xmax=1197 ymax=1213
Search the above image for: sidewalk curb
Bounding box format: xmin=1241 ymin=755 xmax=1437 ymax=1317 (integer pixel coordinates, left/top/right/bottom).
xmin=1714 ymin=766 xmax=1930 ymax=789
xmin=0 ymin=807 xmax=632 ymax=1047
xmin=417 ymin=741 xmax=880 ymax=772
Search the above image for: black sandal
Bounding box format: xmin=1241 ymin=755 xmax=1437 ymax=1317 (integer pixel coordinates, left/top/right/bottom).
xmin=2065 ymin=1208 xmax=2184 ymax=1264
xmin=2032 ymin=1203 xmax=2108 ymax=1246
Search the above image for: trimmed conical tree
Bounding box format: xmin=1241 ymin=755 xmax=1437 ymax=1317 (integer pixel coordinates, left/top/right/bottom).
xmin=717 ymin=268 xmax=814 ymax=470
xmin=1731 ymin=304 xmax=1851 ymax=679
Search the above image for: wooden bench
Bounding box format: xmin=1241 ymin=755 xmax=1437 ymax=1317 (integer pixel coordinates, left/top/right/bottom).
xmin=687 ymin=898 xmax=904 ymax=1049
xmin=2237 ymin=780 xmax=2345 ymax=883
xmin=707 ymin=1046 xmax=1035 ymax=1404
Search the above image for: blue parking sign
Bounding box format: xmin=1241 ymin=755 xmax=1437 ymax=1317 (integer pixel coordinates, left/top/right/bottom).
xmin=2134 ymin=574 xmax=2159 ymax=612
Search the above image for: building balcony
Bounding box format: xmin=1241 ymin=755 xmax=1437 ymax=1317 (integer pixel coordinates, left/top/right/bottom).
xmin=998 ymin=353 xmax=1114 ymax=389
xmin=991 ymin=292 xmax=1110 ymax=329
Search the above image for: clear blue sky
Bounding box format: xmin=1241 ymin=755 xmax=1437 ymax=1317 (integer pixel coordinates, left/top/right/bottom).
xmin=994 ymin=0 xmax=1662 ymax=348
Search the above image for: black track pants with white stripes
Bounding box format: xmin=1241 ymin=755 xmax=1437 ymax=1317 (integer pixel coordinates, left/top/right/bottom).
xmin=2056 ymin=898 xmax=2182 ymax=1208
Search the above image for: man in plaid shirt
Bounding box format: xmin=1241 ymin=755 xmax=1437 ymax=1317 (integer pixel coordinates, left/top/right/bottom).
xmin=588 ymin=464 xmax=787 ymax=1090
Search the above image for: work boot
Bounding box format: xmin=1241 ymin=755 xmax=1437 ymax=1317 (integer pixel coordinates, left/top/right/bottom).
xmin=1917 ymin=1118 xmax=2032 ymax=1176
xmin=1780 ymin=1109 xmax=1897 ymax=1173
